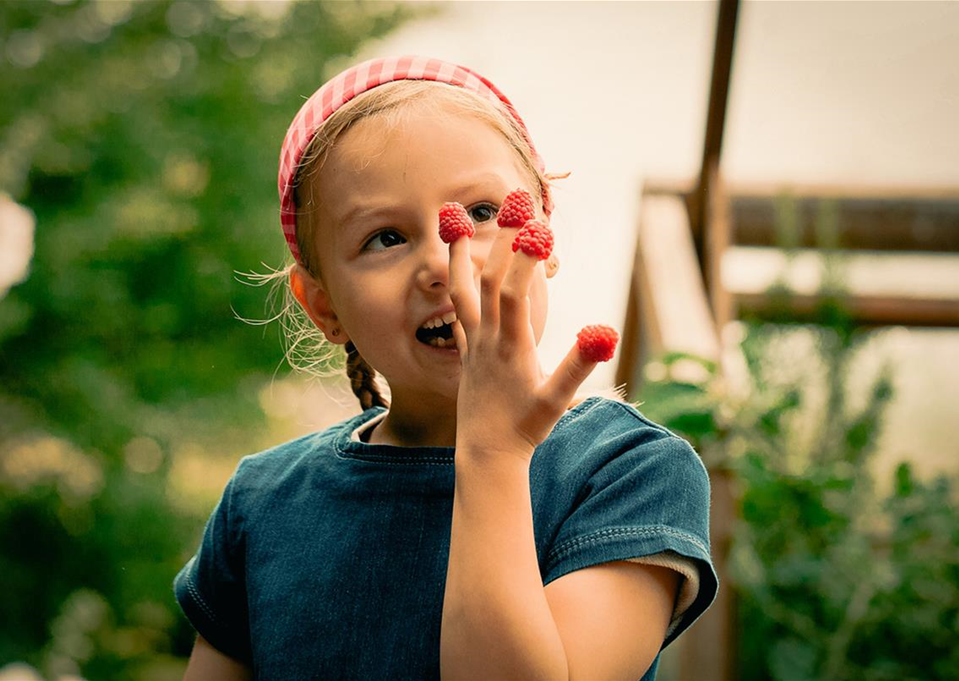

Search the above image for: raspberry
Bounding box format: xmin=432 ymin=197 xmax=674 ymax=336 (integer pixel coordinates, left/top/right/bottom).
xmin=576 ymin=325 xmax=619 ymax=363
xmin=497 ymin=188 xmax=537 ymax=228
xmin=438 ymin=202 xmax=475 ymax=243
xmin=511 ymin=219 xmax=554 ymax=260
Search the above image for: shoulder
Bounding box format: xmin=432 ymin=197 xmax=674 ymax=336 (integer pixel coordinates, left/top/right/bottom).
xmin=227 ymin=407 xmax=384 ymax=496
xmin=536 ymin=396 xmax=717 ymax=612
xmin=555 ymin=395 xmax=704 ymax=467
xmin=561 ymin=391 xmax=672 ymax=435
xmin=537 ymin=396 xmax=711 ymax=519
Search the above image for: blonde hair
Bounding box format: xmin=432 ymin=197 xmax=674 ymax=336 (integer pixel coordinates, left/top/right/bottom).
xmin=257 ymin=79 xmax=626 ymax=412
xmin=293 ymin=80 xmax=552 ymax=275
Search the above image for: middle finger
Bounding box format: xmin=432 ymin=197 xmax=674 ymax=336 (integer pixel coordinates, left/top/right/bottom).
xmin=500 ymin=220 xmax=553 ymax=343
xmin=479 ymin=225 xmax=519 ymax=333
xmin=479 ymin=188 xmax=541 ymax=333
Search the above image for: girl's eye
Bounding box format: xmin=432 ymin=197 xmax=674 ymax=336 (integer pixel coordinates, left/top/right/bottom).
xmin=364 ymin=230 xmax=406 ymax=252
xmin=467 ymin=203 xmax=498 ymax=224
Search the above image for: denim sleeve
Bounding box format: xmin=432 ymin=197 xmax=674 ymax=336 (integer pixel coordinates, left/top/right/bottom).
xmin=173 ymin=471 xmax=252 ymax=664
xmin=541 ymin=412 xmax=719 ymax=647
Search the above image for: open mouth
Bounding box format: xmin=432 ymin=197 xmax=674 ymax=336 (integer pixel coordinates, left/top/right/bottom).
xmin=415 ymin=321 xmax=456 ymax=349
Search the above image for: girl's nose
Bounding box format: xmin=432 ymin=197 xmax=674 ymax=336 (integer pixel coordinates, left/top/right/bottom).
xmin=416 ymin=229 xmax=452 ymax=291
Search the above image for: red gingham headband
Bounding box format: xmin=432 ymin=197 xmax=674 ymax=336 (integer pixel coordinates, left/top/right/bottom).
xmin=277 ymin=55 xmax=552 ymax=265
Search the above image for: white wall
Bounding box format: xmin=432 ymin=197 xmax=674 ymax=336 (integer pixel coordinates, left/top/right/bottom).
xmin=295 ymin=0 xmax=959 ymax=478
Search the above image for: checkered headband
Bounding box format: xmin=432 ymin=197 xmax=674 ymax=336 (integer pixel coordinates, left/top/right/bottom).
xmin=277 ymin=55 xmax=551 ymax=265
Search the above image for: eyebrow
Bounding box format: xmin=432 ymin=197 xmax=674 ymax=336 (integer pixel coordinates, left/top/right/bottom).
xmin=337 ymin=172 xmax=515 ymax=228
xmin=339 ymin=204 xmax=395 ymax=229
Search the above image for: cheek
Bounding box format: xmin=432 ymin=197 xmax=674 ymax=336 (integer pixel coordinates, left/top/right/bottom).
xmin=332 ymin=279 xmax=389 ymax=332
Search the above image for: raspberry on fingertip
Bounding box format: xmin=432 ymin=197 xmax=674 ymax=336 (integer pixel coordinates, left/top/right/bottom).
xmin=439 ymin=202 xmax=475 ymax=243
xmin=511 ymin=219 xmax=554 ymax=260
xmin=497 ymin=188 xmax=537 ymax=228
xmin=576 ymin=325 xmax=619 ymax=363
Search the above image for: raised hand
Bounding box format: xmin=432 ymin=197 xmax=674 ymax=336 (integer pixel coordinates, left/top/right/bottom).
xmin=442 ymin=189 xmax=619 ymax=465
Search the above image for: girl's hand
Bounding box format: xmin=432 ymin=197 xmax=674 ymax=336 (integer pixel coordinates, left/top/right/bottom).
xmin=446 ymin=201 xmax=617 ymax=465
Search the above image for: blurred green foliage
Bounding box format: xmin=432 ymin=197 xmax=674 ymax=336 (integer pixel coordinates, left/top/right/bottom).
xmin=6 ymin=3 xmax=955 ymax=679
xmin=639 ymin=197 xmax=959 ymax=680
xmin=0 ymin=1 xmax=418 ymax=678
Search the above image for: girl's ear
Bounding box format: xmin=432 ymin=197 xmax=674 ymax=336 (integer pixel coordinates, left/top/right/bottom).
xmin=290 ymin=265 xmax=349 ymax=344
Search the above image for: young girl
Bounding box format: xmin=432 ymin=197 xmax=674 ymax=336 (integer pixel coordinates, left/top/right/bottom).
xmin=174 ymin=55 xmax=717 ymax=680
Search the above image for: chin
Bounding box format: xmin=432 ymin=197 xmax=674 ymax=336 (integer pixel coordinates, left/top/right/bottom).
xmin=434 ymin=375 xmax=461 ymax=402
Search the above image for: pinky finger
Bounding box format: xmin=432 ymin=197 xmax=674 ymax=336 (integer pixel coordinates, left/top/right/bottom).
xmin=540 ymin=325 xmax=618 ymax=406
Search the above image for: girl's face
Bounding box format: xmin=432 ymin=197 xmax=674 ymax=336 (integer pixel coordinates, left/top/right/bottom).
xmin=304 ymin=102 xmax=549 ymax=404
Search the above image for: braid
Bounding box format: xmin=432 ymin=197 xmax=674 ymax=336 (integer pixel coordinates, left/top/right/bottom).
xmin=345 ymin=341 xmax=389 ymax=411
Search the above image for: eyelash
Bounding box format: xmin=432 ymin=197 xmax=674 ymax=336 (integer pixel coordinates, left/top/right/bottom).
xmin=361 ymin=202 xmax=499 ymax=252
xmin=468 ymin=202 xmax=498 ymax=224
xmin=363 ymin=230 xmax=406 ymax=252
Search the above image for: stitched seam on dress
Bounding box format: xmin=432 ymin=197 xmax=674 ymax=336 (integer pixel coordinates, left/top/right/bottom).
xmin=331 ymin=401 xmax=603 ymax=463
xmin=553 ymin=396 xmax=602 ymax=431
xmin=336 ymin=454 xmax=453 ymax=465
xmin=185 ymin=572 xmax=220 ymax=626
xmin=607 ymin=399 xmax=675 ymax=433
xmin=329 ymin=410 xmax=455 ymax=464
xmin=548 ymin=526 xmax=709 ymax=564
xmin=332 ymin=441 xmax=453 ymax=465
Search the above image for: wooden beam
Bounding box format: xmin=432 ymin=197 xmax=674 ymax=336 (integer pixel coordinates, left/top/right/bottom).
xmin=685 ymin=467 xmax=738 ymax=681
xmin=615 ymin=256 xmax=643 ymax=393
xmin=735 ymin=293 xmax=959 ymax=327
xmin=723 ymin=246 xmax=959 ymax=327
xmin=651 ymin=181 xmax=959 ymax=252
xmin=689 ymin=0 xmax=740 ymax=251
xmin=731 ymin=191 xmax=959 ymax=252
xmin=706 ymin=165 xmax=733 ymax=331
xmin=626 ymin=190 xmax=738 ymax=681
xmin=721 ymin=182 xmax=959 ymax=201
xmin=633 ymin=194 xmax=721 ymax=364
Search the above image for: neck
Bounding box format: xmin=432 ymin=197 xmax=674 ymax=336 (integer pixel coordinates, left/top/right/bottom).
xmin=367 ymin=392 xmax=458 ymax=448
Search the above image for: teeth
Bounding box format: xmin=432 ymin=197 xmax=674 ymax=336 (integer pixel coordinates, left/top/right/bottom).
xmin=427 ymin=337 xmax=455 ymax=348
xmin=421 ymin=311 xmax=457 ymax=329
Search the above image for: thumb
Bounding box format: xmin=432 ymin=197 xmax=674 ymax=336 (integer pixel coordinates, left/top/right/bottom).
xmin=540 ymin=325 xmax=619 ymax=408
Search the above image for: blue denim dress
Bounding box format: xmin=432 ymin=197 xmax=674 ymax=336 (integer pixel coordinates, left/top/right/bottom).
xmin=174 ymin=396 xmax=718 ymax=679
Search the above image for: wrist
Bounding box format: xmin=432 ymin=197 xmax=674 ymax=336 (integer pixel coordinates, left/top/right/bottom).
xmin=454 ymin=441 xmax=535 ymax=474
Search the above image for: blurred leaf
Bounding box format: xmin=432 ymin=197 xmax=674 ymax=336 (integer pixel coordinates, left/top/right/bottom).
xmin=637 ymin=196 xmax=958 ymax=679
xmin=659 ymin=350 xmax=719 ymax=374
xmin=0 ymin=0 xmax=420 ymax=676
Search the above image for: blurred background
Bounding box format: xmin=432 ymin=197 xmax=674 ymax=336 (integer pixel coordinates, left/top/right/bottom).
xmin=1 ymin=1 xmax=956 ymax=680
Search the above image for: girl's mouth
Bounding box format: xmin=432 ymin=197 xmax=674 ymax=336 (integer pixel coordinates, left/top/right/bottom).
xmin=415 ymin=321 xmax=456 ymax=349
xmin=424 ymin=337 xmax=457 ymax=349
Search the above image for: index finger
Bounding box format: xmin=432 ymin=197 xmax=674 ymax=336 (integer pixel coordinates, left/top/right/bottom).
xmin=448 ymin=226 xmax=480 ymax=337
xmin=440 ymin=202 xmax=481 ymax=337
xmin=478 ymin=225 xmax=519 ymax=332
